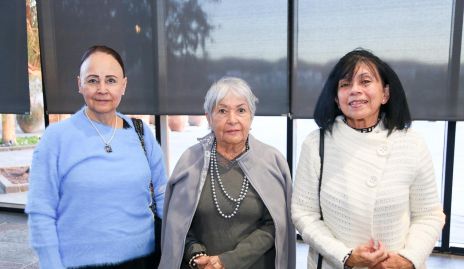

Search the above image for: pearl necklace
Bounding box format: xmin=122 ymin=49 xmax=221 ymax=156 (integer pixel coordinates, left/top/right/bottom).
xmin=84 ymin=108 xmax=117 ymax=153
xmin=210 ymin=140 xmax=249 ymax=219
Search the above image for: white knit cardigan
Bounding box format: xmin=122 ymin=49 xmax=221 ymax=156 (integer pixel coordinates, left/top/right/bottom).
xmin=292 ymin=116 xmax=445 ymax=269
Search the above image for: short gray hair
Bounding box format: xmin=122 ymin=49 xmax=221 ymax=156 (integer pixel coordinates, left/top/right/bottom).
xmin=203 ymin=77 xmax=259 ymax=118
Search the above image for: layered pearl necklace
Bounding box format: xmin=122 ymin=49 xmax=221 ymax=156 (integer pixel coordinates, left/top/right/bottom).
xmin=210 ymin=140 xmax=249 ymax=219
xmin=84 ymin=108 xmax=117 ymax=153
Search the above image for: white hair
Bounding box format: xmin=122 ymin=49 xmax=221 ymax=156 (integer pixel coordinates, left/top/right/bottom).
xmin=203 ymin=77 xmax=259 ymax=119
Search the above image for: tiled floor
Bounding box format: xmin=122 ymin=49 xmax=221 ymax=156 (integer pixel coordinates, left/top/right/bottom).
xmin=0 ymin=211 xmax=38 ymax=269
xmin=1 ymin=211 xmax=463 ymax=269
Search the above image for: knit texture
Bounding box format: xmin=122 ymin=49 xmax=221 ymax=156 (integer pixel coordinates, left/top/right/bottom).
xmin=26 ymin=108 xmax=167 ymax=268
xmin=292 ymin=116 xmax=445 ymax=269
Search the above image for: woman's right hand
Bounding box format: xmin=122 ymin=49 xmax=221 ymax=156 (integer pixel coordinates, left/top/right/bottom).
xmin=346 ymin=239 xmax=388 ymax=268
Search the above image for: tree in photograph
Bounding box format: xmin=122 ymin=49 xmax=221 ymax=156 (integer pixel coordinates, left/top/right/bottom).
xmin=1 ymin=114 xmax=16 ymax=145
xmin=16 ymin=0 xmax=44 ymax=134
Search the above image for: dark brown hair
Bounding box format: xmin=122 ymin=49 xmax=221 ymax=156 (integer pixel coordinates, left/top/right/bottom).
xmin=79 ymin=45 xmax=126 ymax=77
xmin=314 ymin=48 xmax=411 ymax=135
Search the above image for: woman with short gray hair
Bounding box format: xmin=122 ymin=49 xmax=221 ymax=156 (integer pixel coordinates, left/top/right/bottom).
xmin=203 ymin=77 xmax=258 ymax=118
xmin=160 ymin=77 xmax=296 ymax=269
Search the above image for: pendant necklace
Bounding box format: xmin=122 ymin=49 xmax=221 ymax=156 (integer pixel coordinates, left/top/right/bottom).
xmin=84 ymin=108 xmax=117 ymax=153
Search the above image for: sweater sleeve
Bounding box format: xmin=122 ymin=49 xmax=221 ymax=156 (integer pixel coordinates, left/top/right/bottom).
xmin=397 ymin=135 xmax=445 ymax=268
xmin=144 ymin=122 xmax=168 ymax=219
xmin=291 ymin=132 xmax=351 ymax=268
xmin=184 ymin=229 xmax=207 ymax=262
xmin=25 ymin=130 xmax=65 ymax=269
xmin=28 ymin=215 xmax=66 ymax=269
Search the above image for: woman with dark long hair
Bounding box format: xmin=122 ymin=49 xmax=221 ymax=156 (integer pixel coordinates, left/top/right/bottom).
xmin=292 ymin=49 xmax=445 ymax=269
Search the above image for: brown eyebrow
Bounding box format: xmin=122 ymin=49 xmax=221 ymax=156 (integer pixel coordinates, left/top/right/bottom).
xmin=84 ymin=74 xmax=119 ymax=79
xmin=358 ymin=72 xmax=373 ymax=77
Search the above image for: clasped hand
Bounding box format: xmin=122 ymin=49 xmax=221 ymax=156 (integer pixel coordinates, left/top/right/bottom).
xmin=346 ymin=239 xmax=414 ymax=269
xmin=369 ymin=252 xmax=414 ymax=269
xmin=194 ymin=255 xmax=225 ymax=269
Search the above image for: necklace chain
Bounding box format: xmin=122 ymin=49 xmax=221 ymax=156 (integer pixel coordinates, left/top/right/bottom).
xmin=84 ymin=108 xmax=117 ymax=153
xmin=210 ymin=140 xmax=249 ymax=219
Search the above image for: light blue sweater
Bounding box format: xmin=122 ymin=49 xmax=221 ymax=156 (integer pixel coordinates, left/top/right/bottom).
xmin=26 ymin=107 xmax=167 ymax=268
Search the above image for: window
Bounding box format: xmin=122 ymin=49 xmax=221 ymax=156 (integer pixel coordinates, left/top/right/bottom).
xmin=451 ymin=122 xmax=464 ymax=247
xmin=166 ymin=115 xmax=286 ymax=176
xmin=160 ymin=0 xmax=289 ymax=115
xmin=293 ymin=119 xmax=319 ymax=175
xmin=412 ymin=121 xmax=446 ymax=201
xmin=293 ymin=0 xmax=454 ymax=119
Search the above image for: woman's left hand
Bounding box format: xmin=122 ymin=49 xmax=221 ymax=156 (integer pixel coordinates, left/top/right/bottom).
xmin=194 ymin=255 xmax=225 ymax=269
xmin=370 ymin=252 xmax=414 ymax=269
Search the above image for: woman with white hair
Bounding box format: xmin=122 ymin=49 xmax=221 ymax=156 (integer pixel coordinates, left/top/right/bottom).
xmin=159 ymin=77 xmax=296 ymax=269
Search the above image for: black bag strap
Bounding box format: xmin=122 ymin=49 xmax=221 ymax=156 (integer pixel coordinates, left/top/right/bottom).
xmin=131 ymin=118 xmax=157 ymax=215
xmin=132 ymin=118 xmax=147 ymax=154
xmin=318 ymin=128 xmax=324 ymax=220
xmin=317 ymin=128 xmax=325 ymax=269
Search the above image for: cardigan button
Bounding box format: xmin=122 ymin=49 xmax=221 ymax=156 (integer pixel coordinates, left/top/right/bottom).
xmin=366 ymin=176 xmax=378 ymax=187
xmin=377 ymin=144 xmax=389 ymax=156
